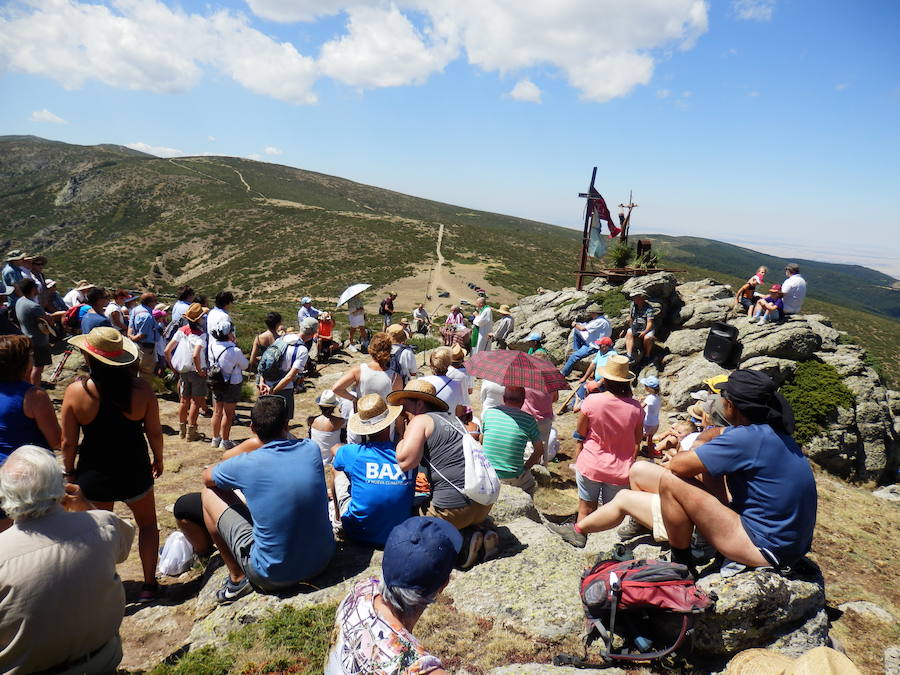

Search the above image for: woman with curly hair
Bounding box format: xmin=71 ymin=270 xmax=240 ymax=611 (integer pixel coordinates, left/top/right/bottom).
xmin=333 ymin=332 xmax=402 ymax=409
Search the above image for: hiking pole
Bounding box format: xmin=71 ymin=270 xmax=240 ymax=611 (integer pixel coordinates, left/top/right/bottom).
xmin=50 ymin=346 xmax=74 ymax=384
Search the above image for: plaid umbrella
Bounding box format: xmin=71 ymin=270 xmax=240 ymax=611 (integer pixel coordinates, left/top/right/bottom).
xmin=466 ymin=350 xmax=570 ymax=392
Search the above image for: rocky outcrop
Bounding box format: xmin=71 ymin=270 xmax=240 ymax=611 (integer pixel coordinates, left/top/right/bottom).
xmin=510 ymin=274 xmax=898 ymax=482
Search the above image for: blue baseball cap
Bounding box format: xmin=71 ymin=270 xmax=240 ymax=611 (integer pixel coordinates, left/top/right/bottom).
xmin=382 ymin=517 xmax=463 ymax=595
xmin=640 ymin=375 xmax=660 ymax=388
xmin=526 ymin=332 xmax=542 ymax=342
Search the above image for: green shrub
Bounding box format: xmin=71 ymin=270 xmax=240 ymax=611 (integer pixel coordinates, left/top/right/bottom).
xmin=586 ymin=288 xmax=630 ymax=318
xmin=781 ymin=361 xmax=855 ymax=445
xmin=605 ymin=241 xmax=634 ymax=268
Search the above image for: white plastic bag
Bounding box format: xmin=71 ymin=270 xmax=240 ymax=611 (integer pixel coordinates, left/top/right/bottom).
xmin=157 ymin=531 xmax=194 ymax=576
xmin=434 ymin=415 xmax=500 ymax=506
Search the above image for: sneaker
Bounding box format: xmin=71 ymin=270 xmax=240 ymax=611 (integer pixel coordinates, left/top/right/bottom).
xmin=201 ymin=409 xmax=213 ymax=418
xmin=210 ymin=437 xmax=221 ymax=448
xmin=459 ymin=530 xmax=484 ymax=569
xmin=220 ymin=439 xmax=236 ymax=450
xmin=179 ymin=422 xmax=187 ymax=439
xmin=187 ymin=425 xmax=202 ymax=442
xmin=545 ymin=521 xmax=587 ymax=548
xmin=138 ymin=582 xmax=163 ymax=603
xmin=481 ymin=530 xmax=501 ymax=562
xmin=616 ymin=516 xmax=651 ymax=540
xmin=215 ymin=577 xmax=252 ymax=604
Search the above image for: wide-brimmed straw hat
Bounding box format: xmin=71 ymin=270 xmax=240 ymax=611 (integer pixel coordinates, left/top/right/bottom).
xmin=6 ymin=249 xmax=27 ymax=262
xmin=69 ymin=326 xmax=138 ymax=366
xmin=183 ymin=302 xmax=205 ymax=323
xmin=725 ymin=646 xmax=861 ymax=675
xmin=386 ymin=379 xmax=450 ymax=412
xmin=496 ymin=304 xmax=512 ymax=316
xmin=687 ymin=402 xmax=705 ymax=420
xmin=154 ymin=303 xmax=171 ymax=313
xmin=449 ymin=343 xmax=466 ymax=362
xmin=596 ymin=354 xmax=635 ymax=383
xmin=316 ymin=389 xmax=339 ymax=408
xmin=74 ymin=280 xmax=95 ymax=292
xmin=347 ymin=394 xmax=403 ymax=436
xmin=386 ymin=324 xmax=408 ymax=341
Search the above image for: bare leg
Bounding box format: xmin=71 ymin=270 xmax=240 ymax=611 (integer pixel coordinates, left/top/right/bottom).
xmin=625 ymin=329 xmax=635 ymax=356
xmin=643 ymin=335 xmax=655 ymax=357
xmin=221 ymin=402 xmax=237 ymax=440
xmin=212 ymin=401 xmax=224 ymax=439
xmin=658 ymin=472 xmax=768 ymax=567
xmin=577 ymin=490 xmax=655 ymax=533
xmin=577 ymin=498 xmax=598 ymax=522
xmin=178 ymin=396 xmax=190 ymax=424
xmin=201 ymin=486 xmax=245 ymax=583
xmin=629 ymin=460 xmax=666 ymax=493
xmin=189 ymin=396 xmax=203 ymax=425
xmin=127 ymin=489 xmax=160 ymax=586
xmin=29 ymin=365 xmax=44 ymax=386
xmin=177 ymin=518 xmax=213 ymax=556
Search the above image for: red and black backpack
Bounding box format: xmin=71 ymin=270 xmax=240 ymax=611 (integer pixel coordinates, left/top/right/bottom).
xmin=556 ymin=545 xmax=714 ymax=667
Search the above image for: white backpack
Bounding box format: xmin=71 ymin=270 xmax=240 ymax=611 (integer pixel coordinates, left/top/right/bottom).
xmin=430 ymin=414 xmax=500 ymax=506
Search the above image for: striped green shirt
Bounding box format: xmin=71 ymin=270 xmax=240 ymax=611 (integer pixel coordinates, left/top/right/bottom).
xmin=481 ymin=405 xmax=541 ymax=479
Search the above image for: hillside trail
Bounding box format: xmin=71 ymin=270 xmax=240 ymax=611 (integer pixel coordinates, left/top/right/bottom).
xmin=425 ymin=223 xmax=445 ymax=308
xmin=169 ymin=158 xmax=265 ymax=198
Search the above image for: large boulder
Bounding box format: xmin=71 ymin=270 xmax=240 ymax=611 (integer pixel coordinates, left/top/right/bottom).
xmin=490 ymin=484 xmax=541 ymax=524
xmin=694 ymin=565 xmax=827 ymax=656
xmin=740 ymin=356 xmax=798 ymax=387
xmin=660 ymin=352 xmax=730 ymax=409
xmin=663 ymin=328 xmax=709 ymax=356
xmin=677 ymin=278 xmax=733 ymax=303
xmin=804 ymin=315 xmax=844 ymax=352
xmin=622 ymin=271 xmax=678 ymax=301
xmin=674 ymin=299 xmax=734 ymax=330
xmin=737 ymin=318 xmax=822 ymax=362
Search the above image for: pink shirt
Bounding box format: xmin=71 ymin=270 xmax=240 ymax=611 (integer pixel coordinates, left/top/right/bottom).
xmin=574 ymin=392 xmax=643 ymax=485
xmin=523 ymin=388 xmax=554 ymax=421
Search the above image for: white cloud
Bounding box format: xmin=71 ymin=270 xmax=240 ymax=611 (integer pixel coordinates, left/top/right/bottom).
xmin=319 ymin=5 xmax=457 ymax=88
xmin=245 ymin=0 xmax=351 ymax=22
xmin=207 ymin=135 xmax=216 ymax=141
xmin=835 ymin=82 xmax=849 ymax=91
xmin=656 ymin=89 xmax=671 ymax=99
xmin=29 ymin=108 xmax=67 ymax=124
xmin=508 ymin=78 xmax=541 ymax=103
xmin=732 ymin=0 xmax=775 ymax=21
xmin=125 ymin=141 xmax=185 ymax=157
xmin=264 ymin=146 xmax=283 ymax=155
xmin=748 ymin=90 xmax=760 ymax=97
xmin=0 ymin=0 xmax=317 ymax=104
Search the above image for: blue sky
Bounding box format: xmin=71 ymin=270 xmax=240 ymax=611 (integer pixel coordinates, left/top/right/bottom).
xmin=2 ymin=0 xmax=898 ymax=277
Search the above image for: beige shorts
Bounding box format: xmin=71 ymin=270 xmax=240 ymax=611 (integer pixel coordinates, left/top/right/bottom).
xmin=650 ymin=493 xmax=669 ymax=542
xmin=501 ymin=470 xmax=536 ymax=496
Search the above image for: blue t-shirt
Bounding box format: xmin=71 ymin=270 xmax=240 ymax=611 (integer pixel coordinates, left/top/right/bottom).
xmin=591 ymin=348 xmax=618 ymax=380
xmin=129 ymin=305 xmax=160 ymax=346
xmin=81 ymin=311 xmax=112 ymax=334
xmin=333 ymin=441 xmax=415 ymax=548
xmin=695 ymin=424 xmax=816 ymax=563
xmin=212 ymin=438 xmax=335 ymax=583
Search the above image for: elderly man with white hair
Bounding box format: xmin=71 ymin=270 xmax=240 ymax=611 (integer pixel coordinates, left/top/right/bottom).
xmin=0 ymin=445 xmax=134 ymax=674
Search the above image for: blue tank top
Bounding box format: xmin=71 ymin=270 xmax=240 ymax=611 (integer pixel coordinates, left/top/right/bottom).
xmin=0 ymin=381 xmax=47 ymax=463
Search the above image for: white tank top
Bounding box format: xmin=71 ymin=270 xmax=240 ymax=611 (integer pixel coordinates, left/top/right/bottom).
xmin=310 ymin=426 xmax=341 ymax=465
xmin=359 ymin=362 xmax=396 ymax=400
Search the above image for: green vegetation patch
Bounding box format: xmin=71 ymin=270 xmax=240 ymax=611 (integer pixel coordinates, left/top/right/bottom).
xmin=149 ymin=604 xmax=337 ymax=675
xmin=781 ymin=361 xmax=856 ymax=445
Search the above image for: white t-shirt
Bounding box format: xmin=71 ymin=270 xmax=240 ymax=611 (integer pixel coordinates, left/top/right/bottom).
xmin=390 ymin=344 xmax=417 ymax=380
xmin=208 ymin=341 xmax=248 ymax=384
xmin=643 ymin=393 xmax=661 ymax=426
xmin=265 ymin=337 xmax=308 ymax=390
xmin=105 ymin=302 xmax=126 ymax=331
xmin=207 ymin=307 xmax=232 ymax=338
xmin=63 ymin=289 xmax=85 ymax=308
xmin=446 ymin=365 xmax=472 ymax=407
xmin=413 ymin=307 xmax=429 ymax=321
xmin=480 ymin=379 xmax=506 ymax=411
xmin=781 ymin=274 xmax=807 ymax=314
xmin=579 ymin=315 xmax=612 ymax=343
xmin=422 ymin=374 xmax=462 ymax=413
xmin=680 ymin=431 xmax=701 ymax=453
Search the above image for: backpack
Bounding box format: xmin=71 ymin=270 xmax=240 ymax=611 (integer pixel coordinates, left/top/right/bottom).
xmin=171 ymin=328 xmax=199 ymax=373
xmin=556 ymin=545 xmax=713 ymax=666
xmin=257 ymin=337 xmax=293 ymax=382
xmin=64 ymin=304 xmax=87 ymax=334
xmin=163 ymin=316 xmax=186 ymax=342
xmin=388 ymin=344 xmax=413 ymax=384
xmin=207 ymin=344 xmax=235 ymax=390
xmin=427 ymin=415 xmax=500 ymax=506
xmin=378 ymin=298 xmax=390 ymax=316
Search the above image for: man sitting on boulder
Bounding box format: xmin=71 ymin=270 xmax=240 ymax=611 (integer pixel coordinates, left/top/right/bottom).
xmin=625 ymin=291 xmax=656 ymax=364
xmin=480 ymin=386 xmax=544 ymax=495
xmin=552 ymin=370 xmax=817 ymax=575
xmin=560 ymin=304 xmax=611 ymax=377
xmin=201 ymin=396 xmax=335 ymax=603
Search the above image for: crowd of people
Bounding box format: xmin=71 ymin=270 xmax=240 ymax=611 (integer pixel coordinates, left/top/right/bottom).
xmin=0 ymin=249 xmax=818 ymax=673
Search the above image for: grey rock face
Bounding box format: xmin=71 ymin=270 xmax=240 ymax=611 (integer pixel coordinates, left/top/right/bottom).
xmin=838 ymin=600 xmax=896 ymax=623
xmin=660 ymin=352 xmax=730 ymax=410
xmin=675 ymin=299 xmax=734 ymax=330
xmin=491 ymin=484 xmax=541 ymax=524
xmin=663 ymin=328 xmax=709 ymax=356
xmin=873 ymin=484 xmax=900 ymax=502
xmin=622 ymin=272 xmax=678 ymax=301
xmin=737 ymin=319 xmax=822 ymax=362
xmin=740 ymin=356 xmax=798 ymax=386
xmin=885 ymin=646 xmax=900 ymax=675
xmin=676 ymin=279 xmax=733 ymax=303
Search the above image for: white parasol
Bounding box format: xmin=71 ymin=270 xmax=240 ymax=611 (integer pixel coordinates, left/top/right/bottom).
xmin=336 ymin=283 xmax=371 ymax=307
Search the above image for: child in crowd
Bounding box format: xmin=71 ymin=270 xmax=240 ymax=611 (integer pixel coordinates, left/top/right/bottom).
xmin=652 ymin=420 xmax=696 ymax=459
xmin=749 ymin=265 xmax=767 ymax=285
xmin=752 ymin=284 xmax=785 ymax=324
xmin=735 ymin=276 xmax=761 ymax=314
xmin=639 ymin=376 xmax=661 ymax=457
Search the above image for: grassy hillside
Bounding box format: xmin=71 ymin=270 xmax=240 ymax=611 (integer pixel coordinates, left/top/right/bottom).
xmin=647 ymin=234 xmax=900 ymax=319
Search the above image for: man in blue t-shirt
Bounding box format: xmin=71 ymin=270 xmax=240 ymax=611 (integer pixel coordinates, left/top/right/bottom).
xmin=201 ymin=396 xmax=335 ymax=603
xmin=333 ymin=394 xmax=414 ymax=548
xmin=660 ymin=369 xmax=816 ymax=572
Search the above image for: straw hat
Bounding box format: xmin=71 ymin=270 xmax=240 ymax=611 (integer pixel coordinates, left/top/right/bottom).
xmin=386 ymin=379 xmax=450 ymax=412
xmin=347 ymin=394 xmax=402 ymax=436
xmin=386 ymin=324 xmax=408 ymax=341
xmin=687 ymin=402 xmax=705 ymax=420
xmin=6 ymin=249 xmax=27 ymax=262
xmin=154 ymin=303 xmax=171 ymax=313
xmin=725 ymin=646 xmax=861 ymax=675
xmin=596 ymin=354 xmax=635 ymax=382
xmin=316 ymin=389 xmax=339 ymax=408
xmin=74 ymin=280 xmax=95 ymax=292
xmin=449 ymin=343 xmax=466 ymax=362
xmin=183 ymin=302 xmax=205 ymax=323
xmin=496 ymin=304 xmax=512 ymax=316
xmin=399 ymin=317 xmax=410 ymax=325
xmin=429 ymin=346 xmax=453 ymax=371
xmin=69 ymin=326 xmax=138 ymax=366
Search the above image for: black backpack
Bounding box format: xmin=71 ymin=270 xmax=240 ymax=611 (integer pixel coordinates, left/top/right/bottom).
xmin=378 ymin=299 xmax=390 ymax=316
xmin=207 ymin=344 xmax=234 ymax=390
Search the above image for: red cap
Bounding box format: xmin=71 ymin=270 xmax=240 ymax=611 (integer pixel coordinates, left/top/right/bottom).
xmin=593 ymin=336 xmax=614 ymax=346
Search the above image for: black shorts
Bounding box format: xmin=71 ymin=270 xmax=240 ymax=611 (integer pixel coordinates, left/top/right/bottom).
xmin=33 ymin=342 xmax=52 ymax=367
xmin=174 ymin=492 xmax=203 ymax=526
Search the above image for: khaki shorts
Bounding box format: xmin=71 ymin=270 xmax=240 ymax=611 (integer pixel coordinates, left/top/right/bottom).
xmin=427 ymin=501 xmax=493 ymax=529
xmin=179 ymin=371 xmax=208 ymax=398
xmin=138 ymin=345 xmax=156 ymax=380
xmin=650 ymin=493 xmax=669 ymax=542
xmin=501 ymin=470 xmax=536 ymax=496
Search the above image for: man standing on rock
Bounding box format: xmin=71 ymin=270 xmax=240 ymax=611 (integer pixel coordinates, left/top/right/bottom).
xmin=379 ymin=292 xmax=397 ymax=330
xmin=471 ymin=297 xmax=493 ymax=354
xmin=781 ymin=263 xmax=807 ymax=316
xmin=560 ymin=304 xmax=610 ymax=377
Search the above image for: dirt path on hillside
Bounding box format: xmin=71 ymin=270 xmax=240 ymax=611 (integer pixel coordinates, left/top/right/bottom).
xmin=169 ymin=158 xmax=265 ymax=198
xmin=426 ymin=222 xmax=445 ymax=301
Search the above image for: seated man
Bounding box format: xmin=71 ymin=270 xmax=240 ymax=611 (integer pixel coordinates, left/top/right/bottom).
xmin=332 ymin=394 xmax=415 ymax=548
xmin=0 ymin=445 xmax=134 ymax=674
xmin=560 ymin=304 xmax=611 ymax=376
xmin=480 ymin=386 xmax=544 ymax=495
xmin=325 ymin=517 xmax=460 ymax=674
xmin=202 ymin=396 xmax=335 ymax=603
xmin=624 ymin=291 xmax=656 ymax=364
